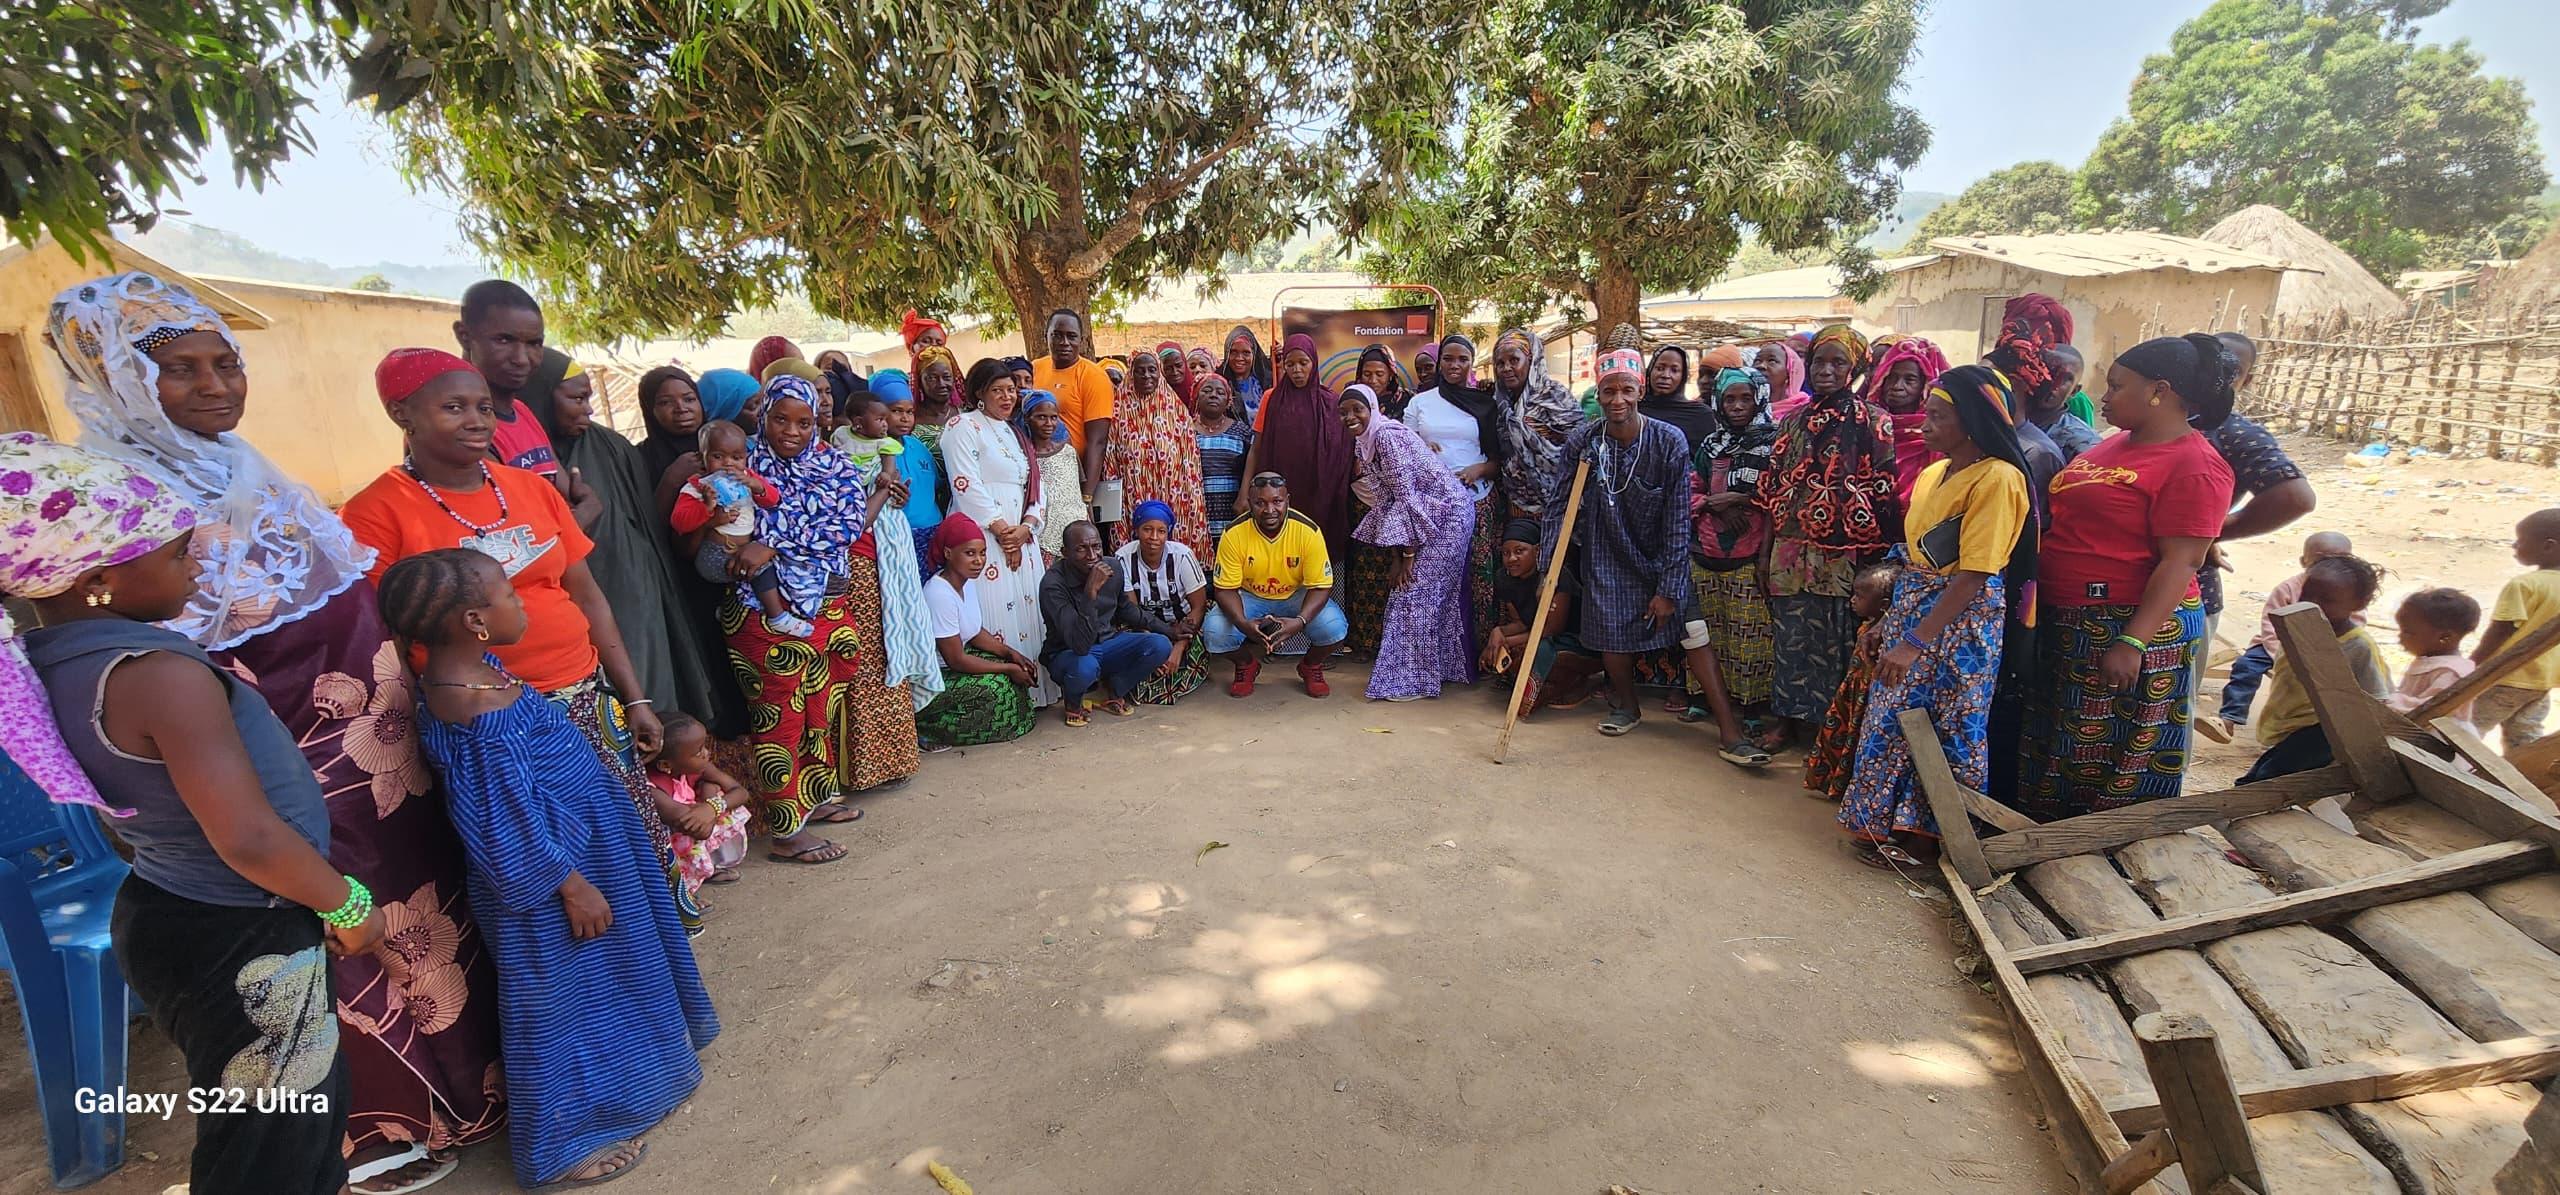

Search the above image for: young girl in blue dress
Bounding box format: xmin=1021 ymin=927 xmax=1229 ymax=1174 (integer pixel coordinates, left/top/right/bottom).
xmin=381 ymin=548 xmax=718 ymax=1189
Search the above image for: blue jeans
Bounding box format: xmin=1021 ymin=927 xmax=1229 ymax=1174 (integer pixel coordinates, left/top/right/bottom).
xmin=2219 ymin=643 xmax=2274 ymax=723
xmin=1203 ymin=592 xmax=1350 ymax=654
xmin=1045 ymin=632 xmax=1173 ymax=706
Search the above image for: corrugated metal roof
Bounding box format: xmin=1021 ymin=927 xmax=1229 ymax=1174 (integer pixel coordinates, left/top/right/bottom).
xmin=1649 ymin=254 xmax=1940 ymax=306
xmin=1925 ymin=231 xmax=2292 ymax=278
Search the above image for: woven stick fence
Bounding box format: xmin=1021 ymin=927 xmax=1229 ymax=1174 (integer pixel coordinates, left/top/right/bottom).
xmin=2242 ymin=303 xmax=2560 ymax=464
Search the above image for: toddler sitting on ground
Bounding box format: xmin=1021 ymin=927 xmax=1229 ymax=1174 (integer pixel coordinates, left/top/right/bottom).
xmin=644 ymin=713 xmax=752 ymax=896
xmin=671 ymin=420 xmax=802 ymax=635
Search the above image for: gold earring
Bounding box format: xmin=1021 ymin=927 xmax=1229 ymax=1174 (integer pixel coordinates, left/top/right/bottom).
xmin=84 ymin=590 xmax=111 ymax=608
xmin=473 ymin=625 xmax=490 ymax=642
xmin=2148 ymin=394 xmax=2162 ymax=407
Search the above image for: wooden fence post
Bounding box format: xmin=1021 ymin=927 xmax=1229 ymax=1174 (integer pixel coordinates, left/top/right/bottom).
xmin=2132 ymin=1013 xmax=2265 ymax=1194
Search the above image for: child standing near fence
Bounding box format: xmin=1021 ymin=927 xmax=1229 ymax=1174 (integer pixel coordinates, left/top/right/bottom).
xmin=2472 ymin=509 xmax=2560 ymax=750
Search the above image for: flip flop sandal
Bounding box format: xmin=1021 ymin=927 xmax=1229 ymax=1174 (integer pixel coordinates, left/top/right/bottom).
xmin=1598 ymin=708 xmax=1641 ymax=736
xmin=767 ymin=838 xmax=847 ymax=865
xmin=1063 ymin=707 xmax=1091 ymax=727
xmin=1103 ymin=701 xmax=1138 ymax=717
xmin=1853 ymin=842 xmax=1927 ymax=871
xmin=528 ymin=1141 xmax=649 ymax=1191
xmin=349 ymin=1144 xmax=459 ymax=1195
xmin=806 ymin=803 xmax=864 ymax=824
xmin=1718 ymin=742 xmax=1772 ymax=768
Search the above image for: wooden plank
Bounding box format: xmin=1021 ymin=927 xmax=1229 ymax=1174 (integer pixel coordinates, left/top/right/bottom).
xmin=2020 ymin=855 xmax=2398 ymax=1191
xmin=2414 ymin=608 xmax=2560 ymax=725
xmin=2106 ymin=1034 xmax=2560 ymax=1135
xmin=1902 ymin=708 xmax=1991 ymax=888
xmin=1968 ymin=789 xmax=2037 ymax=834
xmin=2355 ymin=799 xmax=2560 ymax=952
xmin=2133 ymin=1013 xmax=2264 ymax=1193
xmin=2009 ymin=841 xmax=2547 ymax=976
xmin=2102 ymin=1130 xmax=2177 ymax=1195
xmin=2267 ymin=605 xmax=2412 ymax=801
xmin=1942 ymin=859 xmax=2131 ymax=1191
xmin=2389 ymin=737 xmax=2560 ymax=857
xmin=2432 ymin=716 xmax=2559 ymax=814
xmin=1979 ymin=766 xmax=2354 ymax=874
xmin=2115 ymin=832 xmax=2541 ymax=1189
xmin=2223 ymin=809 xmax=2560 ymax=1043
xmin=1979 ymin=887 xmax=2164 ymax=1116
xmin=1494 ymin=460 xmax=1586 ymax=763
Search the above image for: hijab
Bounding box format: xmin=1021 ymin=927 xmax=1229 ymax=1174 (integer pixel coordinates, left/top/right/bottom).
xmin=745 ymin=376 xmax=867 ymax=617
xmin=1344 ymin=383 xmax=1385 ymax=507
xmin=1928 ymin=365 xmax=2040 ymax=622
xmin=636 ymin=365 xmax=702 ymax=479
xmin=1219 ymin=325 xmax=1271 ymax=391
xmin=697 ymin=368 xmax=759 ymax=424
xmin=1418 ymin=333 xmax=1509 ymax=471
xmin=524 ymin=347 xmax=577 ymax=442
xmin=49 ymin=271 xmax=372 ymax=651
xmin=1488 ymin=327 xmax=1581 ymax=514
xmin=1636 ymin=344 xmax=1716 ymax=450
xmin=1357 ymin=344 xmax=1408 ymax=420
xmin=1757 ymin=338 xmax=1809 ymax=418
xmin=1696 ymin=366 xmax=1775 ymax=465
xmin=1863 ymin=336 xmax=1951 ymax=501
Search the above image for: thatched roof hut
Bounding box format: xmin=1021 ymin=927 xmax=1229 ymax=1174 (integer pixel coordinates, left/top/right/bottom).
xmin=2482 ymin=220 xmax=2560 ymax=311
xmin=2202 ymin=205 xmax=2403 ymax=321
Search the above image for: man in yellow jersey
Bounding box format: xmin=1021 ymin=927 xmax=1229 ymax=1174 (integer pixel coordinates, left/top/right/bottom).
xmin=1206 ymin=472 xmax=1348 ymax=697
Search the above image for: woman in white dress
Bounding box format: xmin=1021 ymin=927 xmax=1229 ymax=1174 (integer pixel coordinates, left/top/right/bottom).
xmin=939 ymin=358 xmax=1058 ymax=706
xmin=1399 ymin=333 xmax=1512 ymax=641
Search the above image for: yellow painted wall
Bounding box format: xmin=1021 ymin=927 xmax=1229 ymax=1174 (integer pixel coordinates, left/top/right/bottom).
xmin=0 ymin=245 xmax=458 ymax=506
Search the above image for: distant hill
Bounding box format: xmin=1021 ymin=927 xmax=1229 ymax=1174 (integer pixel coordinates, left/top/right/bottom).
xmin=1862 ymin=190 xmax=1953 ymax=251
xmin=124 ymin=221 xmax=483 ymax=299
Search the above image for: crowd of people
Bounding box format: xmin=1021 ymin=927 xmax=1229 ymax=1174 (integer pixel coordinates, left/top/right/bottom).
xmin=0 ymin=269 xmax=2553 ymax=1194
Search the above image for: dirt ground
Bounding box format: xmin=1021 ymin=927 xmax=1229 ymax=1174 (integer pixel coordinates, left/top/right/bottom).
xmin=0 ymin=434 xmax=2535 ymax=1195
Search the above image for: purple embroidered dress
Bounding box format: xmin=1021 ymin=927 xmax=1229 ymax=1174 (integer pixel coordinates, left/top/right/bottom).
xmin=1355 ymin=413 xmax=1479 ymax=699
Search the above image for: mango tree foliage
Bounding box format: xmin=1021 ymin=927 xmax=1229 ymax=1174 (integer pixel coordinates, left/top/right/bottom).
xmin=1363 ymin=0 xmax=1927 ymax=333
xmin=2074 ymin=0 xmax=2547 ymax=276
xmin=1901 ymin=161 xmax=2076 ymax=251
xmin=361 ymin=0 xmax=1452 ymax=344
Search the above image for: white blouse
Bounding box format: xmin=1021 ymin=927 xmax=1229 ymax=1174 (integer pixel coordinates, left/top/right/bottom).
xmin=1401 ymin=387 xmax=1493 ymax=501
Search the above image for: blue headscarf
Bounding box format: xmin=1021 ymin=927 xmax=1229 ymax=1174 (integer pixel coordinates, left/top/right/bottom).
xmin=1131 ymin=499 xmax=1175 ymax=530
xmin=698 ymin=367 xmax=759 ymax=423
xmin=869 ymin=368 xmax=914 ymax=405
xmin=1016 ymin=387 xmax=1065 ymax=443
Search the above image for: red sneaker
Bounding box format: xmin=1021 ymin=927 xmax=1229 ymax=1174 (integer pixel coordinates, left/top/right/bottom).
xmin=1229 ymin=657 xmax=1262 ymax=697
xmin=1297 ymin=661 xmax=1331 ymax=698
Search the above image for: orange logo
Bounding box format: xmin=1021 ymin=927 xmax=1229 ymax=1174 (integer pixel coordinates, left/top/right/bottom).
xmin=2050 ymin=459 xmax=2139 ymax=495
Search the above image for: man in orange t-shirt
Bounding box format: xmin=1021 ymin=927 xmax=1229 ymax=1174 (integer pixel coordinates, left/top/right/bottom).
xmin=1030 ymin=308 xmax=1115 ymax=513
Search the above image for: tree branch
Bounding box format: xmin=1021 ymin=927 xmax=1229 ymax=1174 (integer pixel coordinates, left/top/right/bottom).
xmin=1062 ymin=113 xmax=1263 ymax=282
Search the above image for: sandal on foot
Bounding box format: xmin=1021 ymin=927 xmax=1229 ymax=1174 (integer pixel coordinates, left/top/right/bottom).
xmin=1718 ymin=742 xmax=1772 ymax=768
xmin=1102 ymin=698 xmax=1137 ymax=717
xmin=1598 ymin=707 xmax=1640 ymax=736
xmin=807 ymin=802 xmax=864 ymax=824
xmin=767 ymin=838 xmax=847 ymax=865
xmin=1063 ymin=706 xmax=1091 ymax=727
xmin=762 ymin=611 xmax=816 ymax=638
xmin=1853 ymin=842 xmax=1927 ymax=871
xmin=529 ymin=1140 xmax=649 ymax=1191
xmin=349 ymin=1144 xmax=458 ymax=1195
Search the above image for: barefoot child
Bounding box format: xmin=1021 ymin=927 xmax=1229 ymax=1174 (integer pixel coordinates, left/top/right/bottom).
xmin=672 ymin=419 xmax=803 ymax=636
xmin=2388 ymin=588 xmax=2482 ymax=729
xmin=2473 ymin=508 xmax=2560 ymax=749
xmin=382 ymin=548 xmax=717 ymax=1190
xmin=0 ymin=433 xmax=380 ymax=1193
xmin=2242 ymin=554 xmax=2391 ymax=783
xmin=1803 ymin=562 xmax=1899 ymax=801
xmin=645 ymin=713 xmax=752 ymax=893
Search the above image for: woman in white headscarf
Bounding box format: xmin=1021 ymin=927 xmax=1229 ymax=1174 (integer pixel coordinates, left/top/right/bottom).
xmin=48 ymin=272 xmax=503 ymax=1186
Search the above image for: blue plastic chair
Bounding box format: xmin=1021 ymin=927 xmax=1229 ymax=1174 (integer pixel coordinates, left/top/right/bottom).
xmin=0 ymin=748 xmax=130 ymax=1187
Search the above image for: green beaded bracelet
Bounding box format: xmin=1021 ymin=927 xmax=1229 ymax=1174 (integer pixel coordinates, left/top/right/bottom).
xmin=2112 ymin=633 xmax=2149 ymax=652
xmin=320 ymin=876 xmax=373 ymax=929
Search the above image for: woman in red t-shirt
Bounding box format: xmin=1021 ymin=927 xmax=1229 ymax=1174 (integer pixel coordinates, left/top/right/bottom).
xmin=345 ymin=349 xmax=697 ymax=928
xmin=2015 ymin=334 xmax=2239 ymax=819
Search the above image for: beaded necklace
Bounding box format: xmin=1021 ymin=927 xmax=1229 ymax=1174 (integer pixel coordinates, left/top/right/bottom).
xmin=403 ymin=458 xmax=511 ymax=534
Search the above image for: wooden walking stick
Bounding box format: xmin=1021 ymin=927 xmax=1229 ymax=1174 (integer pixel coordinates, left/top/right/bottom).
xmin=1494 ymin=458 xmax=1590 ymax=763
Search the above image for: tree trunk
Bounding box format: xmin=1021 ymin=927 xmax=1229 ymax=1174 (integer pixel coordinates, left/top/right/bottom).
xmin=994 ymin=229 xmax=1097 ymax=359
xmin=1588 ymin=251 xmax=1641 ymax=338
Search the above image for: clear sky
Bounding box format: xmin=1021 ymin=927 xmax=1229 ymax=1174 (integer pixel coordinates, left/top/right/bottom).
xmin=157 ymin=0 xmax=2555 ymax=270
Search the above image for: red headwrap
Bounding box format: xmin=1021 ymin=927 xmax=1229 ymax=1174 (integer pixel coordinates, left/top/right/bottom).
xmin=1861 ymin=336 xmax=1949 ymax=407
xmin=901 ymin=309 xmax=945 ymax=349
xmin=1994 ymin=294 xmax=2074 ymax=397
xmin=375 ymin=348 xmax=480 ymax=406
xmin=926 ymin=511 xmax=987 ymax=572
xmin=748 ymin=335 xmax=801 ymax=379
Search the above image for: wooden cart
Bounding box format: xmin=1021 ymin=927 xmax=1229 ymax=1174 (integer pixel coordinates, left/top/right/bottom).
xmin=1915 ymin=607 xmax=2560 ymax=1193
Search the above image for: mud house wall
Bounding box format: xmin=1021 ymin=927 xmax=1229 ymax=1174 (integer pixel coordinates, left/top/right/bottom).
xmin=1855 ymin=256 xmax=2282 ymax=378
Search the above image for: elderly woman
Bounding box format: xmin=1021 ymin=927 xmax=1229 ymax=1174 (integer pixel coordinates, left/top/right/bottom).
xmin=1342 ymin=385 xmax=1477 ymax=700
xmin=344 ymin=348 xmax=698 ymax=923
xmin=1754 ymin=325 xmax=1897 ymax=753
xmin=910 ymin=344 xmax=963 ymax=458
xmin=50 ymin=274 xmax=501 ymax=1185
xmin=1194 ymin=372 xmax=1254 ymax=542
xmin=1755 ymin=339 xmax=1808 ymax=421
xmin=709 ymin=376 xmax=873 ymax=863
xmin=1401 ymin=333 xmax=1511 ymax=642
xmin=1488 ymin=327 xmax=1580 ymax=519
xmin=1689 ymin=366 xmax=1779 ymax=718
xmin=1357 ymin=345 xmax=1410 ymax=421
xmin=942 ymin=358 xmax=1057 ymax=706
xmin=1835 ymin=366 xmax=2035 ymax=869
xmin=2017 ymin=335 xmax=2238 ymax=820
xmin=1241 ymin=334 xmax=1353 ymax=566
xmin=1114 ymin=500 xmax=1211 ymax=704
xmin=915 ymin=514 xmax=1039 ymax=744
xmin=1115 ymin=349 xmax=1210 ymax=560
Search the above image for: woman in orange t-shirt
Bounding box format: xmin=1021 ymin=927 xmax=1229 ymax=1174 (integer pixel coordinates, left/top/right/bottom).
xmin=345 ymin=349 xmax=697 ymax=927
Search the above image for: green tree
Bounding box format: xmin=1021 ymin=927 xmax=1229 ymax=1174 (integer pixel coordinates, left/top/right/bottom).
xmin=1901 ymin=161 xmax=2076 ymax=251
xmin=349 ymin=272 xmax=393 ymax=292
xmin=2075 ymin=0 xmax=2547 ymax=275
xmin=1363 ymin=0 xmax=1927 ymax=332
xmin=366 ymin=2 xmax=1443 ymax=345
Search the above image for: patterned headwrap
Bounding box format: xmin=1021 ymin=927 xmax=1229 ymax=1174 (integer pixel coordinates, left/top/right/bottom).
xmin=696 ymin=368 xmax=759 ymax=423
xmin=0 ymin=433 xmax=195 ymax=812
xmin=1131 ymin=500 xmax=1176 ymax=530
xmin=1925 ymin=364 xmax=2038 ymax=623
xmin=1991 ymin=293 xmax=2074 ymax=398
xmin=748 ymin=335 xmax=801 ymax=379
xmin=926 ymin=510 xmax=985 ymax=572
xmin=1696 ymin=366 xmax=1776 ymax=478
xmin=764 ymin=374 xmax=821 ymax=414
xmin=910 ymin=345 xmax=960 ymax=404
xmin=1861 ymin=336 xmax=1949 ymax=409
xmin=1711 ymin=366 xmax=1769 ymax=407
xmin=1189 ymin=346 xmax=1216 ymax=369
xmin=1596 ymin=348 xmax=1645 ymax=384
xmin=52 ymin=274 xmax=374 ymax=650
xmin=745 ymin=404 xmax=867 ymax=618
xmin=375 ymin=347 xmax=480 ymax=406
xmin=1807 ymin=324 xmax=1872 ymax=386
